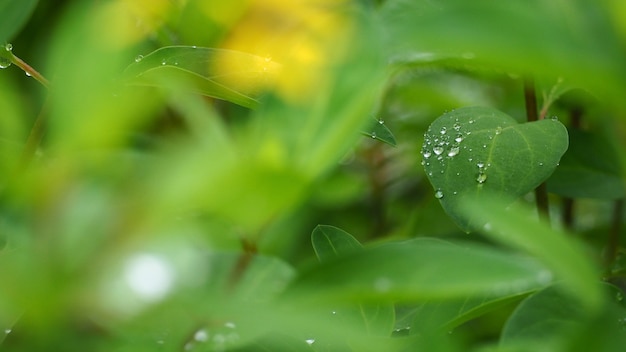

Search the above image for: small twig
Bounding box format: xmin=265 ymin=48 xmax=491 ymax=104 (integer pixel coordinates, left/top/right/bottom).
xmin=9 ymin=52 xmax=50 ymax=88
xmin=561 ymin=105 xmax=583 ymax=230
xmin=523 ymin=76 xmax=549 ymax=220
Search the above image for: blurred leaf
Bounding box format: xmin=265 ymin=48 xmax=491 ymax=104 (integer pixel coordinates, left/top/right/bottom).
xmin=124 ymin=46 xmax=277 ymax=109
xmin=547 ymin=129 xmax=626 ymax=199
xmin=362 ymin=118 xmax=397 ymax=146
xmin=0 ymin=0 xmax=38 ymax=43
xmin=311 ymin=225 xmax=394 ymax=338
xmin=311 ymin=225 xmax=362 ymax=262
xmin=458 ymin=195 xmax=602 ymax=313
xmin=380 ymin=0 xmax=626 ymax=104
xmin=422 ymin=106 xmax=568 ymax=231
xmin=501 ymin=284 xmax=626 ymax=352
xmin=286 ymin=238 xmax=550 ymax=303
xmin=410 ymin=290 xmax=531 ymax=335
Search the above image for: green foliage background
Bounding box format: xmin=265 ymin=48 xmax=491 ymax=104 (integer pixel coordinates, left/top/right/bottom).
xmin=1 ymin=0 xmax=626 ymax=351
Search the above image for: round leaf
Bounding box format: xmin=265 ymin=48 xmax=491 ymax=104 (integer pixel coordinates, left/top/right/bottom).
xmin=421 ymin=106 xmax=568 ymax=231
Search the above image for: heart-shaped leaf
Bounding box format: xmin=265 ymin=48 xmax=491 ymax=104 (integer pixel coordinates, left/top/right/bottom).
xmin=421 ymin=106 xmax=568 ymax=231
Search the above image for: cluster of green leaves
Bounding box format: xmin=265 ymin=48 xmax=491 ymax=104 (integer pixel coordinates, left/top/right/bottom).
xmin=1 ymin=0 xmax=626 ymax=351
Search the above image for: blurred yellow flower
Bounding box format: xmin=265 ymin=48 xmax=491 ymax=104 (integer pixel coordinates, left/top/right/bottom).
xmin=212 ymin=0 xmax=354 ymax=103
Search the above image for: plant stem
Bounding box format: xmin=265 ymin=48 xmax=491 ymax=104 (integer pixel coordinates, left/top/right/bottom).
xmin=10 ymin=52 xmax=50 ymax=88
xmin=523 ymin=76 xmax=549 ymax=220
xmin=561 ymin=105 xmax=583 ymax=230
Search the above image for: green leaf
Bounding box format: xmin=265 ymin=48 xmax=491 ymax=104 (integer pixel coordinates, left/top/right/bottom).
xmin=458 ymin=195 xmax=602 ymax=313
xmin=311 ymin=226 xmax=394 ymax=337
xmin=422 ymin=106 xmax=568 ymax=231
xmin=124 ymin=46 xmax=276 ymax=109
xmin=410 ymin=291 xmax=531 ymax=335
xmin=311 ymin=225 xmax=362 ymax=262
xmin=501 ymin=284 xmax=626 ymax=352
xmin=547 ymin=129 xmax=625 ymax=199
xmin=362 ymin=118 xmax=397 ymax=146
xmin=0 ymin=0 xmax=38 ymax=43
xmin=287 ymin=238 xmax=550 ymax=303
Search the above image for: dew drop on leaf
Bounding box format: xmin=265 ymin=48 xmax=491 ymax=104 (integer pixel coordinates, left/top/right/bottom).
xmin=433 ymin=146 xmax=444 ymax=155
xmin=25 ymin=71 xmax=31 ymax=77
xmin=448 ymin=147 xmax=459 ymax=157
xmin=4 ymin=43 xmax=12 ymax=52
xmin=423 ymin=151 xmax=432 ymax=158
xmin=378 ymin=119 xmax=384 ymax=124
xmin=135 ymin=55 xmax=143 ymax=62
xmin=0 ymin=57 xmax=11 ymax=69
xmin=477 ymin=173 xmax=487 ymax=183
xmin=371 ymin=132 xmax=377 ymax=139
xmin=161 ymin=59 xmax=167 ymax=65
xmin=435 ymin=189 xmax=444 ymax=199
xmin=495 ymin=126 xmax=502 ymax=135
xmin=477 ymin=162 xmax=485 ymax=168
xmin=440 ymin=127 xmax=447 ymax=135
xmin=455 ymin=134 xmax=463 ymax=143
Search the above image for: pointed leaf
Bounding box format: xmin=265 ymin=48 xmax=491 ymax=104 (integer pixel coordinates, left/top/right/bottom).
xmin=422 ymin=106 xmax=568 ymax=231
xmin=287 ymin=238 xmax=550 ymax=303
xmin=311 ymin=225 xmax=362 ymax=262
xmin=362 ymin=119 xmax=397 ymax=146
xmin=124 ymin=46 xmax=279 ymax=108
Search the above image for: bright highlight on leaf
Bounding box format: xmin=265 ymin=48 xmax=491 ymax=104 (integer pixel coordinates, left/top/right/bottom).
xmin=422 ymin=106 xmax=569 ymax=231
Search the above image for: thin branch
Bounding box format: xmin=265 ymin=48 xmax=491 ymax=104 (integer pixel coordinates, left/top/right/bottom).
xmin=9 ymin=52 xmax=50 ymax=88
xmin=524 ymin=76 xmax=549 ymax=220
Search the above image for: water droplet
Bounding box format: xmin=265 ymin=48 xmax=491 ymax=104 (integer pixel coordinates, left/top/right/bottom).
xmin=0 ymin=57 xmax=11 ymax=69
xmin=448 ymin=147 xmax=459 ymax=157
xmin=455 ymin=134 xmax=463 ymax=143
xmin=423 ymin=151 xmax=432 ymax=159
xmin=224 ymin=322 xmax=236 ymax=329
xmin=617 ymin=292 xmax=624 ymax=302
xmin=194 ymin=329 xmax=209 ymax=342
xmin=371 ymin=132 xmax=377 ymax=139
xmin=435 ymin=189 xmax=444 ymax=199
xmin=134 ymin=55 xmax=143 ymax=62
xmin=440 ymin=127 xmax=447 ymax=135
xmin=378 ymin=119 xmax=384 ymax=124
xmin=483 ymin=144 xmax=487 ymax=148
xmin=469 ymin=119 xmax=475 ymax=124
xmin=453 ymin=191 xmax=457 ymax=195
xmin=4 ymin=329 xmax=11 ymax=334
xmin=332 ymin=311 xmax=337 ymax=315
xmin=538 ymin=162 xmax=543 ymax=166
xmin=483 ymin=222 xmax=492 ymax=231
xmin=453 ymin=123 xmax=461 ymax=131
xmin=192 ymin=45 xmax=197 ymax=49
xmin=433 ymin=146 xmax=444 ymax=155
xmin=477 ymin=162 xmax=485 ymax=168
xmin=495 ymin=126 xmax=502 ymax=135
xmin=161 ymin=59 xmax=167 ymax=65
xmin=551 ymin=116 xmax=558 ymax=121
xmin=468 ymin=158 xmax=473 ymax=162
xmin=25 ymin=71 xmax=31 ymax=77
xmin=305 ymin=339 xmax=315 ymax=345
xmin=5 ymin=43 xmax=12 ymax=52
xmin=477 ymin=173 xmax=487 ymax=183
